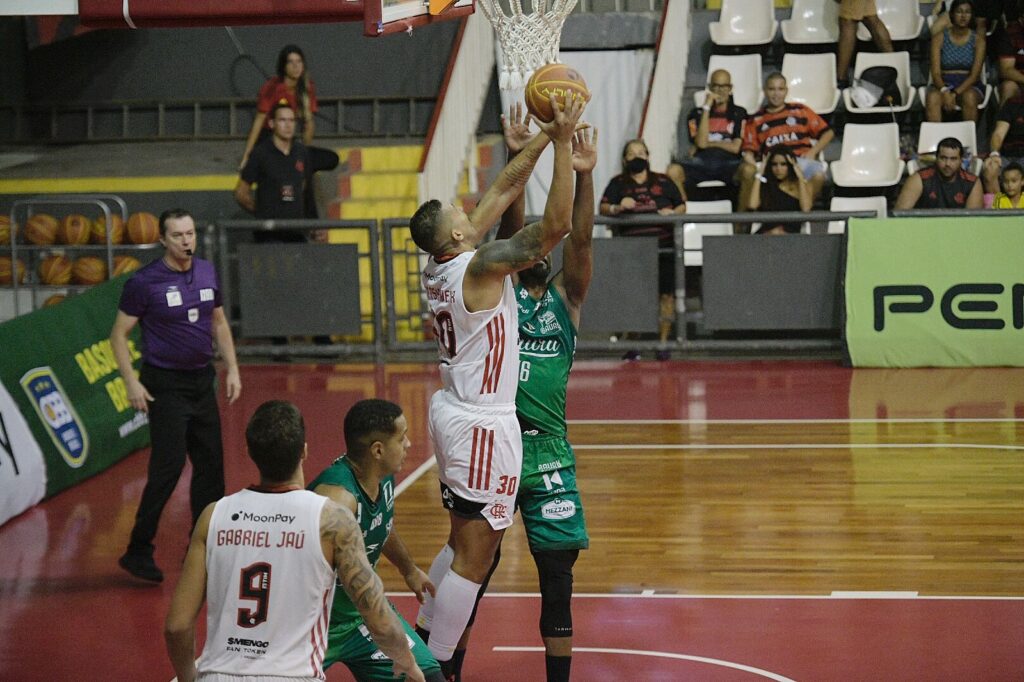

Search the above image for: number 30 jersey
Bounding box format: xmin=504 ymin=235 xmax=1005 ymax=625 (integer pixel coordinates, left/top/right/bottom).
xmin=199 ymin=488 xmax=335 ymax=680
xmin=423 ymin=251 xmax=519 ymax=407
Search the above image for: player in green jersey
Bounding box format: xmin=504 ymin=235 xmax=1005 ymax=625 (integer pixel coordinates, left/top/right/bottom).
xmin=416 ymin=105 xmax=596 ymax=682
xmin=309 ymin=399 xmax=444 ymax=682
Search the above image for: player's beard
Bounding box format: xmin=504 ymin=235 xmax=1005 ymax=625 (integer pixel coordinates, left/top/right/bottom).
xmin=518 ymin=258 xmax=551 ymax=289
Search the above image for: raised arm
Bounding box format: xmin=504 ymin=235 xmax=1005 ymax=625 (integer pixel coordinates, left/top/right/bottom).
xmin=494 ymin=102 xmax=534 ymax=243
xmin=558 ymin=126 xmax=597 ymax=321
xmin=321 ymin=500 xmax=423 ymax=680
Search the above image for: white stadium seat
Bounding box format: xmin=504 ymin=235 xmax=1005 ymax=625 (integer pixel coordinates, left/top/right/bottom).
xmin=907 ymin=121 xmax=982 ymax=175
xmin=829 ymin=122 xmax=906 ymax=188
xmin=842 ymin=51 xmax=914 ymax=115
xmin=783 ymin=52 xmax=841 ymax=115
xmin=856 ymin=0 xmax=924 ymax=42
xmin=828 ymin=195 xmax=888 ymax=233
xmin=782 ymin=0 xmax=840 ymax=45
xmin=710 ymin=0 xmax=778 ymax=47
xmin=682 ymin=200 xmax=733 ymax=266
xmin=694 ymin=54 xmax=764 ymax=115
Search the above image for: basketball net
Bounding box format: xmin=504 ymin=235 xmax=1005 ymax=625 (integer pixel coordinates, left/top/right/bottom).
xmin=476 ymin=0 xmax=578 ymax=90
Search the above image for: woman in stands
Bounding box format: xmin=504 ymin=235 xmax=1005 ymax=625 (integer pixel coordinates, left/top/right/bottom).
xmin=239 ymin=45 xmax=319 ymax=169
xmin=926 ymin=0 xmax=986 ymax=123
xmin=748 ymin=146 xmax=811 ymax=235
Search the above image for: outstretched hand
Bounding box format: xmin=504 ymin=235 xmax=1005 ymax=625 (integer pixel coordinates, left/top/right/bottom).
xmin=572 ymin=126 xmax=598 ymax=173
xmin=501 ymin=102 xmax=535 ymax=155
xmin=535 ymin=92 xmax=587 ymax=144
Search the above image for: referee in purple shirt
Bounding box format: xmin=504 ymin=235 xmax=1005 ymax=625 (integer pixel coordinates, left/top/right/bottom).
xmin=111 ymin=208 xmax=241 ymax=583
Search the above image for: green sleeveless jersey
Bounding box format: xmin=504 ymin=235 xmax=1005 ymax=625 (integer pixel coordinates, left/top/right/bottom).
xmin=515 ymin=283 xmax=576 ymax=438
xmin=308 ymin=456 xmax=395 ymax=638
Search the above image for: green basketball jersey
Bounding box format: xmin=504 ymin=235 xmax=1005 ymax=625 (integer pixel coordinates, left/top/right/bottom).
xmin=308 ymin=456 xmax=395 ymax=639
xmin=515 ymin=283 xmax=576 ymax=438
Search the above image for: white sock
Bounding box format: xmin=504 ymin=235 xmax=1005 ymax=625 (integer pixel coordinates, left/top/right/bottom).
xmin=426 ymin=569 xmax=481 ymax=662
xmin=416 ymin=543 xmax=454 ymax=630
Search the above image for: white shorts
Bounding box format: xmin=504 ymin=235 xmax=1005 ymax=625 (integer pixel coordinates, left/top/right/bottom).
xmin=797 ymin=156 xmax=829 ymax=180
xmin=428 ymin=389 xmax=522 ymax=530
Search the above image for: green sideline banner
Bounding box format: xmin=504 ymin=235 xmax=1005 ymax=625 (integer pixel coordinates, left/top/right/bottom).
xmin=845 ymin=217 xmax=1024 ymax=367
xmin=0 ymin=275 xmax=149 ymax=510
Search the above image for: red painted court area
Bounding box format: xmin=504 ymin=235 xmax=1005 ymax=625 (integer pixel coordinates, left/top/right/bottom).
xmin=1 ymin=361 xmax=1022 ymax=681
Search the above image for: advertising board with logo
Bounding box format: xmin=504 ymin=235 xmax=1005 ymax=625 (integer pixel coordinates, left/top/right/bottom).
xmin=845 ymin=217 xmax=1024 ymax=367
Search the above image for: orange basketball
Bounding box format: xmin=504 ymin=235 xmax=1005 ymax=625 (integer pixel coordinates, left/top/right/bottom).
xmin=24 ymin=213 xmax=59 ymax=246
xmin=127 ymin=212 xmax=160 ymax=244
xmin=524 ymin=63 xmax=590 ymax=123
xmin=0 ymin=216 xmax=13 ymax=245
xmin=39 ymin=254 xmax=73 ymax=285
xmin=59 ymin=214 xmax=92 ymax=245
xmin=91 ymin=214 xmax=125 ymax=245
xmin=43 ymin=294 xmax=66 ymax=307
xmin=0 ymin=256 xmax=26 ymax=285
xmin=72 ymin=256 xmax=108 ymax=285
xmin=112 ymin=255 xmax=142 ymax=277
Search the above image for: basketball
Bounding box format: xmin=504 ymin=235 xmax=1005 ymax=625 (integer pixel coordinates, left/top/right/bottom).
xmin=524 ymin=63 xmax=590 ymax=123
xmin=59 ymin=214 xmax=92 ymax=245
xmin=72 ymin=256 xmax=108 ymax=285
xmin=0 ymin=256 xmax=26 ymax=285
xmin=91 ymin=214 xmax=125 ymax=245
xmin=25 ymin=213 xmax=59 ymax=246
xmin=39 ymin=254 xmax=73 ymax=285
xmin=0 ymin=216 xmax=12 ymax=244
xmin=112 ymin=255 xmax=142 ymax=276
xmin=127 ymin=212 xmax=160 ymax=244
xmin=42 ymin=294 xmax=66 ymax=307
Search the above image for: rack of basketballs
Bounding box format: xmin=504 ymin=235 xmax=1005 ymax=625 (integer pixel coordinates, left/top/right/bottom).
xmin=0 ymin=208 xmax=161 ymax=312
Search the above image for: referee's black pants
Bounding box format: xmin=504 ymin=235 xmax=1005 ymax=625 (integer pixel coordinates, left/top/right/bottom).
xmin=126 ymin=363 xmax=225 ymax=557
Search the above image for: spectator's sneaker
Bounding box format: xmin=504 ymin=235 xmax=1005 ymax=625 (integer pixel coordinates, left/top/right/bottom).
xmin=621 ymin=349 xmax=641 ymax=361
xmin=119 ymin=552 xmax=163 ymax=583
xmin=655 ymin=349 xmax=671 ymax=361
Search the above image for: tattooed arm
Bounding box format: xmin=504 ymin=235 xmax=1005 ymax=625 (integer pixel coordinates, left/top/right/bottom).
xmin=321 ymin=500 xmax=424 ymax=682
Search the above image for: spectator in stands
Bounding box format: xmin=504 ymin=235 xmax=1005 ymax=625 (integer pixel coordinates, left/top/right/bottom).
xmin=670 ymin=69 xmax=746 ymax=200
xmin=925 ymin=0 xmax=987 ymax=123
xmin=990 ymin=161 xmax=1024 ymax=208
xmin=982 ymin=97 xmax=1024 ymax=196
xmin=994 ymin=7 xmax=1024 ymax=102
xmin=239 ymin=44 xmax=318 ymax=171
xmin=600 ymin=139 xmax=686 ymax=359
xmin=738 ymin=72 xmax=833 ymax=215
xmin=930 ymin=0 xmax=1003 ymax=36
xmin=895 ymin=136 xmax=984 ymax=209
xmin=837 ymin=0 xmax=893 ymax=88
xmin=747 ymin=146 xmax=812 ymax=234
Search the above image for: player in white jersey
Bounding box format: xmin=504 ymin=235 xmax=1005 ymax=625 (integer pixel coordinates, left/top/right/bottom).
xmin=408 ymin=91 xmax=586 ymax=677
xmin=165 ymin=400 xmax=424 ymax=682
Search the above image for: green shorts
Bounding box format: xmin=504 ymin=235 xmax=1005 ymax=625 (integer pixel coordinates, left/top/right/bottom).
xmin=323 ymin=605 xmax=439 ymax=681
xmin=518 ymin=433 xmax=589 ymax=552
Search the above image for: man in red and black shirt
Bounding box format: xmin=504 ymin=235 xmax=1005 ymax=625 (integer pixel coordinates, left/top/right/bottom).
xmin=738 ymin=72 xmax=834 ymax=212
xmin=671 ymin=69 xmax=747 ymax=195
xmin=895 ymin=137 xmax=983 ymax=209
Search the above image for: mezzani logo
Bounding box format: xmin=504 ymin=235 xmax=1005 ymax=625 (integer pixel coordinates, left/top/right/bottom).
xmin=542 ymin=498 xmax=576 ymax=520
xmin=230 ymin=511 xmax=296 ymax=524
xmin=20 ymin=367 xmax=89 ymax=468
xmin=873 ymin=284 xmax=1024 ymax=331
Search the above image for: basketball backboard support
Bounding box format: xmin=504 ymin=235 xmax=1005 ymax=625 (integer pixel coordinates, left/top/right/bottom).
xmin=365 ymin=0 xmax=474 ymax=36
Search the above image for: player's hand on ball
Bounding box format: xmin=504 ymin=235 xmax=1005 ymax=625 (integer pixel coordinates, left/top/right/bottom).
xmin=536 ymin=92 xmax=585 ymax=144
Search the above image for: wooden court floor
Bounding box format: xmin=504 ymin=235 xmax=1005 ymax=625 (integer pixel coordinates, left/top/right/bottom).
xmin=1 ymin=361 xmax=1022 ymax=680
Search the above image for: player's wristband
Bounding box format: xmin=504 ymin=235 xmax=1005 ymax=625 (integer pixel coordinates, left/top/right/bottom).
xmin=990 ymin=151 xmax=1000 ymax=157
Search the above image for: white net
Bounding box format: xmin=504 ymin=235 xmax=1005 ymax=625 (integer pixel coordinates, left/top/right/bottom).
xmin=476 ymin=0 xmax=579 ymax=90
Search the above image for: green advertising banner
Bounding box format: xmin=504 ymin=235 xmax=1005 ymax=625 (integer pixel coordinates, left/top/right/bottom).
xmin=0 ymin=275 xmax=149 ymax=498
xmin=845 ymin=217 xmax=1024 ymax=367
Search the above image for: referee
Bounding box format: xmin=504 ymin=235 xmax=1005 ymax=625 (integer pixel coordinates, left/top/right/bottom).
xmin=111 ymin=208 xmax=241 ymax=583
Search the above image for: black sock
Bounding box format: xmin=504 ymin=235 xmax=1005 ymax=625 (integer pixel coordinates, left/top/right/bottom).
xmin=452 ymin=648 xmax=467 ymax=680
xmin=415 ymin=625 xmax=430 ymax=645
xmin=545 ymin=654 xmax=571 ymax=682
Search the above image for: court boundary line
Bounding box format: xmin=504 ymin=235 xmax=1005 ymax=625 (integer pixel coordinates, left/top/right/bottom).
xmin=574 ymin=443 xmax=1024 ymax=451
xmin=385 ymin=591 xmax=1024 ymax=601
xmin=568 ymin=418 xmax=1024 ymax=424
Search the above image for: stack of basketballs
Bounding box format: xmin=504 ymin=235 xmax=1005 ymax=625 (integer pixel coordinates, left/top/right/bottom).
xmin=0 ymin=210 xmax=159 ymax=308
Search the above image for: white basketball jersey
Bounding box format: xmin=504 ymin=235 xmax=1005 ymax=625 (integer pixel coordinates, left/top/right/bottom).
xmin=423 ymin=251 xmax=519 ymax=406
xmin=198 ymin=488 xmax=334 ymax=681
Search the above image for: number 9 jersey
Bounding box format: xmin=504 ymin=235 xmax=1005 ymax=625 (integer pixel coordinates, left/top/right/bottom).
xmin=423 ymin=251 xmax=520 ymax=407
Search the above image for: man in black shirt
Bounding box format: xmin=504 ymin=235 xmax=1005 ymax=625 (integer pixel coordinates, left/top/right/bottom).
xmin=895 ymin=137 xmax=983 ymax=209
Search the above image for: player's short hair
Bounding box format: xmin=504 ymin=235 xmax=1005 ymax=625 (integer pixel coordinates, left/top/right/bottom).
xmin=270 ymin=101 xmax=296 ymax=121
xmin=410 ymin=199 xmax=445 ymax=254
xmin=344 ymin=399 xmax=403 ymax=460
xmin=937 ymin=137 xmax=964 ymax=157
xmin=246 ymin=400 xmax=305 ymax=482
xmin=158 ymin=208 xmax=193 ymax=237
xmin=764 ymin=71 xmax=787 ymax=88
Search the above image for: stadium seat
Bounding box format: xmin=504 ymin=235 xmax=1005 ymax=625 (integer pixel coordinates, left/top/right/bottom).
xmin=709 ymin=0 xmax=778 ymax=48
xmin=907 ymin=121 xmax=983 ymax=175
xmin=856 ymin=0 xmax=924 ymax=42
xmin=828 ymin=195 xmax=888 ymax=233
xmin=782 ymin=53 xmax=841 ymax=115
xmin=829 ymin=122 xmax=906 ymax=188
xmin=682 ymin=199 xmax=733 ymax=266
xmin=694 ymin=54 xmax=764 ymax=115
xmin=841 ymin=51 xmax=914 ymax=116
xmin=781 ymin=0 xmax=840 ymax=45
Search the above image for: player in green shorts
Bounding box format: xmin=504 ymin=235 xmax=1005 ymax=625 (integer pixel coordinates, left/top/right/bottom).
xmin=415 ymin=107 xmax=596 ymax=682
xmin=309 ymin=399 xmax=443 ymax=682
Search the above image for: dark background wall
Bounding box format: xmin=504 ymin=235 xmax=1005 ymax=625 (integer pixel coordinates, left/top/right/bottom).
xmin=0 ymin=19 xmax=28 ymax=106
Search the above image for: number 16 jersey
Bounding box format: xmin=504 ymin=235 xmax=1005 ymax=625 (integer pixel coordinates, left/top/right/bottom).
xmin=423 ymin=251 xmax=519 ymax=407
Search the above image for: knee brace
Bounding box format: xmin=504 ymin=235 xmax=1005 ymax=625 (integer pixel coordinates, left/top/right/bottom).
xmin=533 ymin=549 xmax=579 ymax=639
